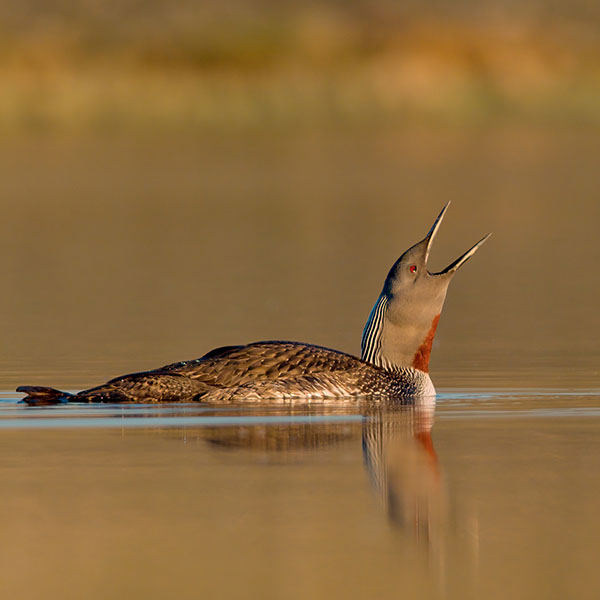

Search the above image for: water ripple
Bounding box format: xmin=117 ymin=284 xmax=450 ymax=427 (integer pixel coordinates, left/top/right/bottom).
xmin=1 ymin=388 xmax=599 ymax=429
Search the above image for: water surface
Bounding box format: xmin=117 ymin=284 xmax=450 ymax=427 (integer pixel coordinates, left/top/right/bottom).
xmin=1 ymin=125 xmax=599 ymax=599
xmin=1 ymin=128 xmax=598 ymax=392
xmin=2 ymin=388 xmax=600 ymax=600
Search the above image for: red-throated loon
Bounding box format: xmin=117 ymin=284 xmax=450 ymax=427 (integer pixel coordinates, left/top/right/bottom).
xmin=18 ymin=203 xmax=489 ymax=405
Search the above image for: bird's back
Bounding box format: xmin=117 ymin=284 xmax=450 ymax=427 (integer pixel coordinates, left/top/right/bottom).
xmin=19 ymin=340 xmax=410 ymax=404
xmin=159 ymin=341 xmax=362 ymax=384
xmin=154 ymin=341 xmax=385 ymax=401
xmin=19 ymin=340 xmax=434 ymax=404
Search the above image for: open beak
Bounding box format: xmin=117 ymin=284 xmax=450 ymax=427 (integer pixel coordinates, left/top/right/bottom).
xmin=437 ymin=232 xmax=492 ymax=274
xmin=421 ymin=202 xmax=491 ymax=275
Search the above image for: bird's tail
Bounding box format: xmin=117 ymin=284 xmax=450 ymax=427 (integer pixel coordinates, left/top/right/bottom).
xmin=17 ymin=386 xmax=74 ymax=406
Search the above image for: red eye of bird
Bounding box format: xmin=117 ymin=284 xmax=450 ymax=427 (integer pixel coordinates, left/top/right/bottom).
xmin=410 ymin=265 xmax=417 ymax=273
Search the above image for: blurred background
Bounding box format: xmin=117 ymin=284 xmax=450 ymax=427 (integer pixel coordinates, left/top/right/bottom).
xmin=0 ymin=0 xmax=598 ymax=390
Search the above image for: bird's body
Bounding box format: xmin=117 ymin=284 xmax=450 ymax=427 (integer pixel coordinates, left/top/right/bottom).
xmin=18 ymin=205 xmax=489 ymax=406
xmin=20 ymin=342 xmax=434 ymax=405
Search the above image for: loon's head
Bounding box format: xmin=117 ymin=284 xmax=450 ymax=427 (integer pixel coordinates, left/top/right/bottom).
xmin=362 ymin=203 xmax=490 ymax=373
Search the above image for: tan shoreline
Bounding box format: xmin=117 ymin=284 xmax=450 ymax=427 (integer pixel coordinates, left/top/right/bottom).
xmin=1 ymin=18 xmax=600 ymax=131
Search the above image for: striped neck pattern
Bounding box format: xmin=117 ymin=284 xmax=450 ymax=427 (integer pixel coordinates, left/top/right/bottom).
xmin=361 ymin=294 xmax=388 ymax=368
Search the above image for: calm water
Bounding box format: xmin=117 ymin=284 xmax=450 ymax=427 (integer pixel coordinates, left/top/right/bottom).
xmin=1 ymin=128 xmax=598 ymax=390
xmin=0 ymin=126 xmax=598 ymax=598
xmin=1 ymin=389 xmax=600 ymax=600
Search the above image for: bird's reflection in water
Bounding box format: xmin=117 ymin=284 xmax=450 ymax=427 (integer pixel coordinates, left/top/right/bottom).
xmin=203 ymin=419 xmax=355 ymax=455
xmin=154 ymin=397 xmax=463 ymax=586
xmin=195 ymin=398 xmax=449 ymax=545
xmin=362 ymin=398 xmax=449 ymax=549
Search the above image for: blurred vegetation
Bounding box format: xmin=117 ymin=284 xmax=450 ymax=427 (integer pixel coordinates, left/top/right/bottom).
xmin=1 ymin=0 xmax=600 ymax=131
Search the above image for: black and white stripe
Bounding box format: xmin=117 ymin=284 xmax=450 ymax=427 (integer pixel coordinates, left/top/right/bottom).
xmin=361 ymin=293 xmax=388 ymax=366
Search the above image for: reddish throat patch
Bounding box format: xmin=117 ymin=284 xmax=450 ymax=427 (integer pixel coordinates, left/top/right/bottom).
xmin=411 ymin=314 xmax=440 ymax=373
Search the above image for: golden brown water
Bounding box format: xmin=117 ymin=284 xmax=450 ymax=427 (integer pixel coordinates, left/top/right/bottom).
xmin=0 ymin=126 xmax=598 ymax=599
xmin=2 ymin=392 xmax=600 ymax=600
xmin=0 ymin=127 xmax=598 ymax=389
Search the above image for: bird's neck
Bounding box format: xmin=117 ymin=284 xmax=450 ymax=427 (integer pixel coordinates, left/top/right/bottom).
xmin=361 ymin=294 xmax=440 ymax=373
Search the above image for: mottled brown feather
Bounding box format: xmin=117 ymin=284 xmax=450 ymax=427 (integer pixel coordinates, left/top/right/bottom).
xmin=19 ymin=341 xmax=430 ymax=405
